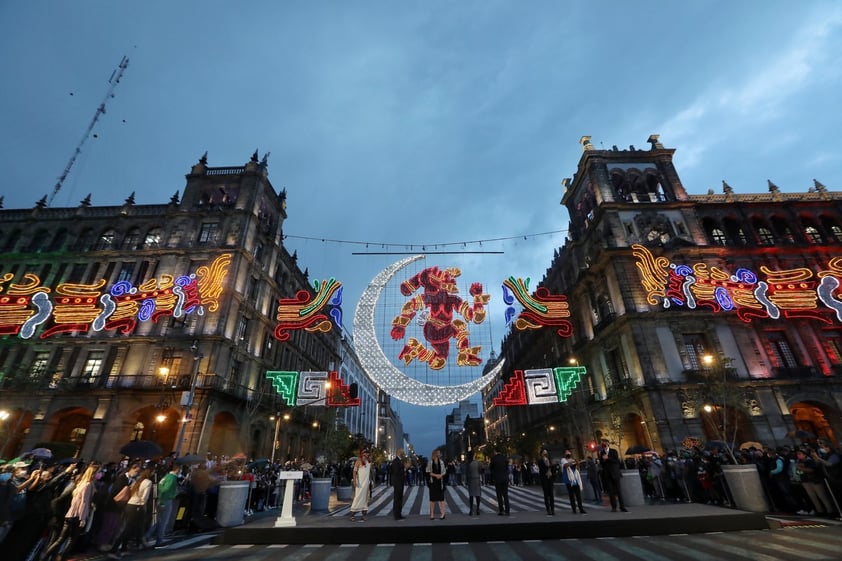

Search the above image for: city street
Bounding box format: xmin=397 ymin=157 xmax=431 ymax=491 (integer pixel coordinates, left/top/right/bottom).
xmin=123 ymin=526 xmax=842 ymax=561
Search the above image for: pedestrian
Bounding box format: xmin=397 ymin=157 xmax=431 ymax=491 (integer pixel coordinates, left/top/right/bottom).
xmin=41 ymin=462 xmax=100 ymax=561
xmin=390 ymin=449 xmax=406 ymax=520
xmin=466 ymin=451 xmax=482 ymax=516
xmin=489 ymin=447 xmax=510 ymax=515
xmin=144 ymin=463 xmax=180 ymax=547
xmin=564 ymin=454 xmax=587 ymax=514
xmin=585 ymin=457 xmax=603 ymax=504
xmin=426 ymin=449 xmax=446 ymax=520
xmin=599 ymin=439 xmax=628 ymax=512
xmin=538 ymin=448 xmax=555 ymax=515
xmin=349 ymin=448 xmax=372 ymax=522
xmin=109 ymin=468 xmax=152 ymax=557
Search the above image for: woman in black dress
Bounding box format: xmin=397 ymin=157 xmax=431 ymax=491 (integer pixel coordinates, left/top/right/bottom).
xmin=426 ymin=449 xmax=446 ymax=519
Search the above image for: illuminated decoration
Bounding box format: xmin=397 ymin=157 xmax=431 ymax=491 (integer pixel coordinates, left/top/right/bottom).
xmin=632 ymin=244 xmax=842 ymax=323
xmin=390 ymin=266 xmax=489 ymax=370
xmin=353 ymin=255 xmax=502 ymax=406
xmin=273 ymin=278 xmax=343 ymax=342
xmin=492 ymin=366 xmax=586 ymax=407
xmin=0 ymin=254 xmax=232 ymax=339
xmin=265 ymin=370 xmax=359 ymax=407
xmin=502 ymin=277 xmax=573 ymax=337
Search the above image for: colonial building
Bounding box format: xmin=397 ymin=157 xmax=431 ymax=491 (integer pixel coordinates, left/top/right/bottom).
xmin=486 ymin=135 xmax=842 ymax=457
xmin=0 ymin=152 xmax=370 ymax=463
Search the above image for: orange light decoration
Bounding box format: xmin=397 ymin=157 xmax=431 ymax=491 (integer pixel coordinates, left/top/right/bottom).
xmin=502 ymin=277 xmax=573 ymax=337
xmin=632 ymin=244 xmax=842 ymax=323
xmin=273 ymin=278 xmax=343 ymax=342
xmin=0 ymin=254 xmax=232 ymax=339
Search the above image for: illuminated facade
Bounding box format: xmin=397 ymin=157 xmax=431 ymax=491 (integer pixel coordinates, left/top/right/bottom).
xmin=0 ymin=153 xmax=350 ymax=462
xmin=487 ymin=135 xmax=842 ymax=455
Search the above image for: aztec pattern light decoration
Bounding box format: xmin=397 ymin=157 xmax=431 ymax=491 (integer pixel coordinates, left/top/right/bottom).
xmin=265 ymin=370 xmax=360 ymax=407
xmin=492 ymin=366 xmax=586 ymax=406
xmin=502 ymin=277 xmax=573 ymax=337
xmin=353 ymin=255 xmax=503 ymax=406
xmin=273 ymin=278 xmax=342 ymax=341
xmin=391 ymin=265 xmax=490 ymax=370
xmin=0 ymin=254 xmax=231 ymax=339
xmin=632 ymin=244 xmax=842 ymax=323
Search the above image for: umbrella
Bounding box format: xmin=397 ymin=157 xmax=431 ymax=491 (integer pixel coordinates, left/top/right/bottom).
xmin=739 ymin=441 xmax=764 ymax=451
xmin=27 ymin=447 xmax=53 ymax=459
xmin=247 ymin=458 xmax=269 ymax=470
xmin=119 ymin=440 xmax=163 ymax=459
xmin=625 ymin=444 xmax=652 ymax=455
xmin=786 ymin=429 xmax=816 ymax=440
xmin=174 ymin=453 xmax=204 ymax=465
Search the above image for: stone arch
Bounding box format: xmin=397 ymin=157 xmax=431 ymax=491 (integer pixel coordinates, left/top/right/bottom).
xmin=207 ymin=410 xmax=241 ymax=456
xmin=785 ymin=394 xmax=841 ymax=444
xmin=0 ymin=408 xmax=33 ymax=459
xmin=621 ymin=411 xmax=650 ymax=453
xmin=45 ymin=406 xmax=93 ymax=456
xmin=130 ymin=404 xmax=181 ymax=455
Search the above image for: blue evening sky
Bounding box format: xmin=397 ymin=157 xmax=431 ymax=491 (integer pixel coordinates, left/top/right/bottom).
xmin=1 ymin=1 xmax=841 ymax=456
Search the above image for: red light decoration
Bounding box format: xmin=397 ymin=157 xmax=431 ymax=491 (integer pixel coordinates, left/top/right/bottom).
xmin=502 ymin=277 xmax=573 ymax=337
xmin=390 ymin=266 xmax=489 ymax=370
xmin=327 ymin=370 xmax=361 ymax=407
xmin=493 ymin=369 xmax=527 ymax=406
xmin=632 ymin=244 xmax=842 ymax=324
xmin=273 ymin=278 xmax=343 ymax=341
xmin=265 ymin=370 xmax=360 ymax=408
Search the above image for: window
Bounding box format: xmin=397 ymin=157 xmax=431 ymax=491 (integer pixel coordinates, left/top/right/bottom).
xmin=116 ymin=262 xmax=135 ymax=283
xmin=29 ymin=351 xmax=50 ymax=380
xmin=94 ymin=229 xmax=116 ymax=250
xmin=198 ymin=223 xmax=220 ymax=245
xmin=26 ymin=230 xmax=49 ymax=253
xmin=757 ymin=227 xmax=775 ymax=245
xmin=167 ymin=224 xmax=185 ymax=248
xmin=767 ymin=332 xmax=798 ymax=369
xmin=236 ymin=317 xmax=249 ymax=341
xmin=121 ymin=228 xmax=141 ymax=250
xmin=711 ymin=228 xmax=727 ymax=245
xmin=830 ymin=225 xmax=842 ymax=243
xmin=254 ymin=242 xmax=264 ymax=262
xmin=68 ymin=264 xmax=87 ymax=283
xmin=75 ymin=229 xmax=96 ymax=251
xmin=48 ymin=229 xmax=69 ymax=252
xmin=805 ymin=226 xmax=823 ymax=244
xmin=605 ymin=348 xmax=629 ymax=386
xmin=144 ymin=228 xmax=163 ymax=248
xmin=682 ymin=333 xmax=710 ymax=370
xmin=82 ymin=351 xmax=105 ymax=384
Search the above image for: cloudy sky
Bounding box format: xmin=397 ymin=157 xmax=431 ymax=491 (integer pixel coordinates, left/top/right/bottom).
xmin=2 ymin=1 xmax=841 ymax=456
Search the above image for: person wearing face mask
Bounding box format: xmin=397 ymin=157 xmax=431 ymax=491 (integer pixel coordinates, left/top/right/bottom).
xmin=599 ymin=439 xmax=628 ymax=512
xmin=538 ymin=448 xmax=555 ymax=515
xmin=563 ymin=454 xmax=587 ymax=515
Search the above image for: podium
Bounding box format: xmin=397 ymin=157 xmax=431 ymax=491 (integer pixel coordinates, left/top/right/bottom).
xmin=274 ymin=471 xmax=304 ymax=527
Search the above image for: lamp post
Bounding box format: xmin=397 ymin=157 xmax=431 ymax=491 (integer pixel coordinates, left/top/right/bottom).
xmin=269 ymin=412 xmax=290 ymax=466
xmin=175 ymin=341 xmax=203 ymax=457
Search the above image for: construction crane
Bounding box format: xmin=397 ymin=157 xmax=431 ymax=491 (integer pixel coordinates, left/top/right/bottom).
xmin=48 ymin=55 xmax=130 ymax=206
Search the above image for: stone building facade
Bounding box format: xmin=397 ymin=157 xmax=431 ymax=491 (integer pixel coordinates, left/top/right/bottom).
xmin=0 ymin=152 xmax=358 ymax=462
xmin=485 ymin=136 xmax=842 ymax=457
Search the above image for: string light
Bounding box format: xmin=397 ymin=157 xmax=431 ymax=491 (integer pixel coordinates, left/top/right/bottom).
xmin=284 ymin=229 xmax=567 ymax=252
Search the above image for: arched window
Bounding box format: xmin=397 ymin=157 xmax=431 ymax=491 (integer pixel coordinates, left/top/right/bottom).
xmin=1 ymin=229 xmax=21 ymax=252
xmin=711 ymin=228 xmax=727 ymax=245
xmin=48 ymin=229 xmax=69 ymax=252
xmin=723 ymin=217 xmax=747 ymax=246
xmin=144 ymin=227 xmax=163 ymax=248
xmin=757 ymin=227 xmax=775 ymax=245
xmin=771 ymin=217 xmax=795 ymax=244
xmin=121 ymin=228 xmax=141 ymax=250
xmin=25 ymin=229 xmax=49 ymax=253
xmin=94 ymin=229 xmax=115 ymax=250
xmin=75 ymin=228 xmax=96 ymax=251
xmin=833 ymin=226 xmax=842 ymax=243
xmin=805 ymin=226 xmax=823 ymax=244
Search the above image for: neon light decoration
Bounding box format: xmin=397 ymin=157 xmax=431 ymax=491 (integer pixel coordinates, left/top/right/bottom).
xmin=632 ymin=244 xmax=842 ymax=323
xmin=492 ymin=366 xmax=586 ymax=406
xmin=390 ymin=265 xmax=489 ymax=370
xmin=265 ymin=370 xmax=360 ymax=407
xmin=502 ymin=277 xmax=573 ymax=337
xmin=273 ymin=278 xmax=342 ymax=341
xmin=0 ymin=254 xmax=231 ymax=339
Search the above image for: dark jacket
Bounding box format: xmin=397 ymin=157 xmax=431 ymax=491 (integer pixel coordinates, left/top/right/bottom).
xmin=490 ymin=453 xmax=509 ymax=485
xmin=599 ymin=445 xmax=622 ymax=480
xmin=390 ymin=456 xmax=405 ymax=488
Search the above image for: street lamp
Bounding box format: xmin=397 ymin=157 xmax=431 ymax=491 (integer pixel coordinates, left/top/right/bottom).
xmin=269 ymin=412 xmax=289 ymax=466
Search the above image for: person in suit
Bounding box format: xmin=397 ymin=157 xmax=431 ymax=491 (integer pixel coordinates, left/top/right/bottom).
xmin=538 ymin=447 xmax=555 ymax=515
xmin=489 ymin=447 xmax=510 ymax=515
xmin=599 ymin=439 xmax=628 ymax=512
xmin=390 ymin=448 xmax=407 ymax=520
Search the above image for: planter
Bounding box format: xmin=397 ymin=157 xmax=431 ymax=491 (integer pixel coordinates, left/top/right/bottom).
xmin=620 ymin=468 xmax=646 ymax=507
xmin=309 ymin=477 xmax=332 ymax=511
xmin=215 ymin=481 xmax=250 ymax=527
xmin=721 ymin=464 xmax=768 ymax=513
xmin=335 ymin=485 xmax=354 ymax=502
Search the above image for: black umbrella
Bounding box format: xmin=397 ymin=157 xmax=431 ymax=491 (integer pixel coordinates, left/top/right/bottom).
xmin=119 ymin=440 xmax=163 ymax=459
xmin=625 ymin=444 xmax=652 ymax=455
xmin=175 ymin=453 xmax=204 ymax=465
xmin=247 ymin=458 xmax=270 ymax=470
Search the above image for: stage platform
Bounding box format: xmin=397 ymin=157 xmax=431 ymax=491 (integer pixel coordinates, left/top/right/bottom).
xmin=216 ymin=483 xmax=769 ymax=545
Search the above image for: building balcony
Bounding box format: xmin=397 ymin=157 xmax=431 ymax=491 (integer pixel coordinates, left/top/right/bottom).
xmin=772 ymin=366 xmax=823 ymax=379
xmin=681 ymin=368 xmax=740 ymax=384
xmin=593 ymin=312 xmax=616 ymax=333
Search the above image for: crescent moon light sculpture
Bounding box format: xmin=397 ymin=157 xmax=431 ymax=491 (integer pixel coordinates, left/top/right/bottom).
xmin=353 ymin=255 xmax=503 ymax=406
